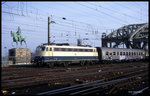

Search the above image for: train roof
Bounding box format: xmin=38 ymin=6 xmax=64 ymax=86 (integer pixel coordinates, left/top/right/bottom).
xmin=100 ymin=47 xmax=145 ymax=51
xmin=37 ymin=43 xmax=95 ymax=49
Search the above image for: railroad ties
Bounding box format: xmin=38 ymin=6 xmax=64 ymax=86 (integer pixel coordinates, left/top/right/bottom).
xmin=37 ymin=67 xmax=148 ymax=95
xmin=1 ymin=61 xmax=149 ymax=95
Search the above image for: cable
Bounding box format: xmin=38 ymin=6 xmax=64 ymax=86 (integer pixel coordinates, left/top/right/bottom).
xmin=116 ymin=3 xmax=148 ymax=17
xmin=76 ymin=2 xmax=127 ymax=25
xmin=87 ymin=2 xmax=146 ymax=22
xmin=3 ymin=3 xmax=115 ymax=30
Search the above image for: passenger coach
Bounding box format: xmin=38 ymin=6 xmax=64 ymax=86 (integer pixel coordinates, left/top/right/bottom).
xmin=97 ymin=47 xmax=146 ymax=63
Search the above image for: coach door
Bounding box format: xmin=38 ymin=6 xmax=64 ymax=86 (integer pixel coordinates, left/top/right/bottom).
xmin=108 ymin=51 xmax=112 ymax=60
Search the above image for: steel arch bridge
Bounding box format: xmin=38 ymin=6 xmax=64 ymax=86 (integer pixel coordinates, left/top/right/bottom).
xmin=101 ymin=23 xmax=149 ymax=50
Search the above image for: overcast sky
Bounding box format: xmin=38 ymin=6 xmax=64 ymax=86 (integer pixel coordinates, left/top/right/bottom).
xmin=1 ymin=1 xmax=148 ymax=56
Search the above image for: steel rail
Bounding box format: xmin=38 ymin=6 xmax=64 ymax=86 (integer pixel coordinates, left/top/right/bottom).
xmin=2 ymin=65 xmax=147 ymax=84
xmin=69 ymin=73 xmax=148 ymax=95
xmin=36 ymin=70 xmax=148 ymax=95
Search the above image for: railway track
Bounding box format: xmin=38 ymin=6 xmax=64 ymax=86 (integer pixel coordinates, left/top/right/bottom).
xmin=2 ymin=61 xmax=147 ymax=80
xmin=1 ymin=61 xmax=149 ymax=95
xmin=37 ymin=70 xmax=148 ymax=95
xmin=2 ymin=63 xmax=147 ymax=88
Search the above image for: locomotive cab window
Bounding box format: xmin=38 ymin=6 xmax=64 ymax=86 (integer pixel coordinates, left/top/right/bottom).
xmin=41 ymin=47 xmax=45 ymax=51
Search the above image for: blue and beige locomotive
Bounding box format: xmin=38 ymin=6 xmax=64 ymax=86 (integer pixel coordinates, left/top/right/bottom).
xmin=34 ymin=43 xmax=99 ymax=67
xmin=34 ymin=43 xmax=146 ymax=67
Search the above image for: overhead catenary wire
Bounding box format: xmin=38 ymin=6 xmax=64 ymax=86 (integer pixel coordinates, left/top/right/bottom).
xmin=116 ymin=3 xmax=148 ymax=17
xmin=2 ymin=2 xmax=148 ymax=44
xmin=75 ymin=2 xmax=128 ymax=25
xmin=87 ymin=2 xmax=147 ymax=22
xmin=2 ymin=3 xmax=117 ymax=30
xmin=2 ymin=11 xmax=114 ymax=35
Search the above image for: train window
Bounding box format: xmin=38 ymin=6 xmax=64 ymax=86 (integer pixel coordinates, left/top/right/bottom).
xmin=50 ymin=48 xmax=52 ymax=51
xmin=117 ymin=52 xmax=119 ymax=55
xmin=139 ymin=52 xmax=141 ymax=55
xmin=46 ymin=47 xmax=48 ymax=51
xmin=126 ymin=52 xmax=128 ymax=55
xmin=65 ymin=48 xmax=68 ymax=51
xmin=134 ymin=52 xmax=136 ymax=56
xmin=68 ymin=48 xmax=72 ymax=51
xmin=54 ymin=48 xmax=59 ymax=51
xmin=110 ymin=52 xmax=112 ymax=55
xmin=74 ymin=48 xmax=78 ymax=52
xmin=131 ymin=52 xmax=133 ymax=56
xmin=61 ymin=48 xmax=66 ymax=51
xmin=79 ymin=49 xmax=83 ymax=52
xmin=85 ymin=49 xmax=88 ymax=52
xmin=90 ymin=49 xmax=93 ymax=52
xmin=113 ymin=52 xmax=116 ymax=55
xmin=89 ymin=49 xmax=92 ymax=52
xmin=123 ymin=52 xmax=125 ymax=55
xmin=83 ymin=49 xmax=86 ymax=52
xmin=120 ymin=52 xmax=122 ymax=56
xmin=129 ymin=52 xmax=131 ymax=55
xmin=58 ymin=48 xmax=61 ymax=51
xmin=41 ymin=47 xmax=45 ymax=51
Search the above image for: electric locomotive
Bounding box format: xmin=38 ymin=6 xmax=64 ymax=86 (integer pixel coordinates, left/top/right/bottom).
xmin=34 ymin=43 xmax=99 ymax=67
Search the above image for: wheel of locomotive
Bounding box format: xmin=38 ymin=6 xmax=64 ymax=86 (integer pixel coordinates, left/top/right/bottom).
xmin=36 ymin=62 xmax=40 ymax=67
xmin=63 ymin=62 xmax=68 ymax=67
xmin=85 ymin=61 xmax=90 ymax=66
xmin=90 ymin=61 xmax=94 ymax=65
xmin=47 ymin=63 xmax=54 ymax=68
xmin=80 ymin=61 xmax=85 ymax=66
xmin=37 ymin=61 xmax=43 ymax=67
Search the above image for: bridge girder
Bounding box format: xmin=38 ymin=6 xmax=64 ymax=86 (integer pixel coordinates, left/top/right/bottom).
xmin=102 ymin=23 xmax=148 ymax=50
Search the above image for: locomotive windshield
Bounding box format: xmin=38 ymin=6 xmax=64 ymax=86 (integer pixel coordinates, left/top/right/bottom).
xmin=40 ymin=46 xmax=45 ymax=51
xmin=36 ymin=46 xmax=46 ymax=51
